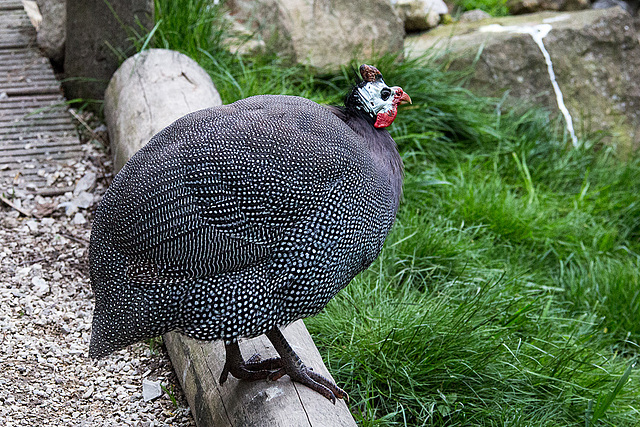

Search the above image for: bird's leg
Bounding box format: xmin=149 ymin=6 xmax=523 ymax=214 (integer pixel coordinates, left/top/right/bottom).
xmin=265 ymin=327 xmax=348 ymax=404
xmin=219 ymin=341 xmax=283 ymax=385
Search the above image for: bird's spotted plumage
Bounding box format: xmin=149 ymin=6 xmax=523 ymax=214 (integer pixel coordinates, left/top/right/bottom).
xmin=89 ymin=66 xmax=408 ymax=401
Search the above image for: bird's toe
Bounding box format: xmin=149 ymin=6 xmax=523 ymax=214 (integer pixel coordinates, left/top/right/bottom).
xmin=275 ymin=365 xmax=346 ymax=404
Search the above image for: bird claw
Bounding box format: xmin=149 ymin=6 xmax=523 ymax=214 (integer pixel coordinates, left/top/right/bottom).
xmin=305 ymin=368 xmax=349 ymax=403
xmin=221 ymin=331 xmax=349 ymax=404
xmin=271 ymin=365 xmax=348 ymax=404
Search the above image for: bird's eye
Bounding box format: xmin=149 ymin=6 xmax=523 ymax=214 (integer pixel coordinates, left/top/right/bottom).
xmin=380 ymin=88 xmax=391 ymax=101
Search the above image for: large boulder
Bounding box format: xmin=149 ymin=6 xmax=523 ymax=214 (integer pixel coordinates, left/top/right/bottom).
xmin=459 ymin=9 xmax=492 ymax=23
xmin=506 ymin=0 xmax=590 ymax=15
xmin=228 ymin=0 xmax=404 ymax=71
xmin=406 ymin=7 xmax=640 ymax=151
xmin=64 ymin=0 xmax=154 ymax=102
xmin=35 ymin=0 xmax=65 ymax=66
xmin=393 ymin=0 xmax=449 ymax=32
xmin=592 ymin=0 xmax=638 ymax=15
xmin=104 ymin=49 xmax=222 ymax=172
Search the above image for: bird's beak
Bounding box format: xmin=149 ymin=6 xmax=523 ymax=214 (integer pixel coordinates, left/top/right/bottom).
xmin=399 ymin=91 xmax=412 ymax=105
xmin=392 ymin=87 xmax=412 ymax=105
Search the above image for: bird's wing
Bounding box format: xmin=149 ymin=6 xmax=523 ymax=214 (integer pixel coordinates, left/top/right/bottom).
xmin=103 ymin=96 xmax=364 ymax=281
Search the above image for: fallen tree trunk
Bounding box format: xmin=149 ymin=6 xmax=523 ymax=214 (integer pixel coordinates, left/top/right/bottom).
xmin=103 ymin=48 xmax=356 ymax=427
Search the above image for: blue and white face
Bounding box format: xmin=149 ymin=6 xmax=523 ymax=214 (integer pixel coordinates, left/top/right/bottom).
xmin=355 ymin=78 xmax=411 ymax=128
xmin=356 ymin=80 xmax=396 ymax=116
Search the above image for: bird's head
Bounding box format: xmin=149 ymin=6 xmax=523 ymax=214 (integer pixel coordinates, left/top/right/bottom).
xmin=346 ymin=64 xmax=412 ymax=129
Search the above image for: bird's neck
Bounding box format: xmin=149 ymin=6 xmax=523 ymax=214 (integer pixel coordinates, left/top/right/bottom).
xmin=328 ymin=106 xmax=403 ymax=212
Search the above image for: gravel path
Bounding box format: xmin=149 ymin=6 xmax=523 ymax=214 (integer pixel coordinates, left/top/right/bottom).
xmin=0 ymin=126 xmax=195 ymax=426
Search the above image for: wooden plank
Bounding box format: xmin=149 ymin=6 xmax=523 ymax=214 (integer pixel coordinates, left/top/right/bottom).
xmin=1 ymin=136 xmax=78 ymax=146
xmin=1 ymin=138 xmax=80 ymax=149
xmin=0 ymin=145 xmax=83 ymax=157
xmin=0 ymin=9 xmax=32 ymax=25
xmin=2 ymin=81 xmax=61 ymax=96
xmin=0 ymin=4 xmax=23 ymax=12
xmin=0 ymin=72 xmax=59 ymax=82
xmin=0 ymin=113 xmax=71 ymax=122
xmin=0 ymin=97 xmax=69 ymax=115
xmin=0 ymin=11 xmax=35 ymax=44
xmin=0 ymin=94 xmax=64 ymax=103
xmin=0 ymin=124 xmax=75 ymax=136
xmin=164 ymin=321 xmax=356 ymax=427
xmin=0 ymin=111 xmax=71 ymax=122
xmin=0 ymin=37 xmax=33 ymax=49
xmin=0 ymin=0 xmax=23 ymax=6
xmin=0 ymin=48 xmax=47 ymax=60
xmin=0 ymin=118 xmax=76 ymax=130
xmin=2 ymin=86 xmax=63 ymax=96
xmin=0 ymin=134 xmax=79 ymax=145
xmin=0 ymin=6 xmax=84 ymax=195
xmin=0 ymin=130 xmax=77 ymax=140
xmin=0 ymin=150 xmax=83 ymax=166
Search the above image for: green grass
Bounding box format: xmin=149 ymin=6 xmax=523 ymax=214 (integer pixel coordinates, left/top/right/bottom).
xmin=451 ymin=0 xmax=509 ymax=17
xmin=150 ymin=1 xmax=640 ymax=425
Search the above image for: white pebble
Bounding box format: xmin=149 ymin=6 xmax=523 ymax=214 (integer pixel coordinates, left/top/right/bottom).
xmin=142 ymin=380 xmax=163 ymax=402
xmin=72 ymin=213 xmax=87 ymax=225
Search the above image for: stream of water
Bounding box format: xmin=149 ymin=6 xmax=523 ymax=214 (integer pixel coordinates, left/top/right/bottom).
xmin=480 ymin=21 xmax=579 ymax=147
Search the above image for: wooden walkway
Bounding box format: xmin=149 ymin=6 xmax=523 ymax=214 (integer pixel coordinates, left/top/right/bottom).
xmin=0 ymin=0 xmax=83 ymax=194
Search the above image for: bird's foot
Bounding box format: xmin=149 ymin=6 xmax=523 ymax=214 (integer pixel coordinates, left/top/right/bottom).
xmin=244 ymin=353 xmax=283 ymax=370
xmin=219 ymin=342 xmax=283 ymax=384
xmin=269 ymin=364 xmax=348 ymax=404
xmin=265 ymin=327 xmax=348 ymax=404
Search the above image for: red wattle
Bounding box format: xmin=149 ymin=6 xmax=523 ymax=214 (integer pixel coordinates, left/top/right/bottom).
xmin=374 ymin=107 xmax=398 ymax=128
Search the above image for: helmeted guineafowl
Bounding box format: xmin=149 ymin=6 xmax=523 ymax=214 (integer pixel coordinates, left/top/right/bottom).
xmin=89 ymin=64 xmax=410 ymax=402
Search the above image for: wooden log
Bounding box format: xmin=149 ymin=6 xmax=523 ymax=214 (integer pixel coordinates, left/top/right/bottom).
xmin=104 ymin=49 xmax=357 ymax=427
xmin=104 ymin=49 xmax=221 ymax=173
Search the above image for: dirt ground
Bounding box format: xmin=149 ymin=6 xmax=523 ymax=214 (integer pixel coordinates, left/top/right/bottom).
xmin=0 ymin=123 xmax=195 ymax=426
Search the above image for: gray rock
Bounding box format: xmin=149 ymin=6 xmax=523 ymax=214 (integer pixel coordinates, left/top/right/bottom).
xmin=73 ymin=192 xmax=94 ymax=210
xmin=104 ymin=49 xmax=222 ymax=173
xmin=73 ymin=172 xmax=97 ymax=195
xmin=228 ymin=0 xmax=404 ymax=71
xmin=224 ymin=19 xmax=267 ymax=56
xmin=35 ymin=0 xmax=65 ymax=65
xmin=406 ymin=8 xmax=640 ymax=152
xmin=507 ymin=0 xmax=590 ymax=14
xmin=64 ymin=0 xmax=154 ymax=102
xmin=72 ymin=213 xmax=87 ymax=225
xmin=142 ymin=380 xmax=162 ymax=402
xmin=459 ymin=9 xmax=492 ymax=22
xmin=394 ymin=0 xmax=449 ymax=31
xmin=25 ymin=220 xmax=39 ymax=233
xmin=56 ymin=201 xmax=78 ymax=216
xmin=41 ymin=218 xmax=55 ymax=227
xmin=81 ymin=385 xmax=94 ymax=399
xmin=592 ymin=0 xmax=636 ymax=15
xmin=32 ymin=277 xmax=49 ymax=297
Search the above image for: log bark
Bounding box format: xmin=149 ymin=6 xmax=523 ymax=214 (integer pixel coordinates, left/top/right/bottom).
xmin=103 ymin=49 xmax=357 ymax=427
xmin=104 ymin=49 xmax=221 ymax=173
